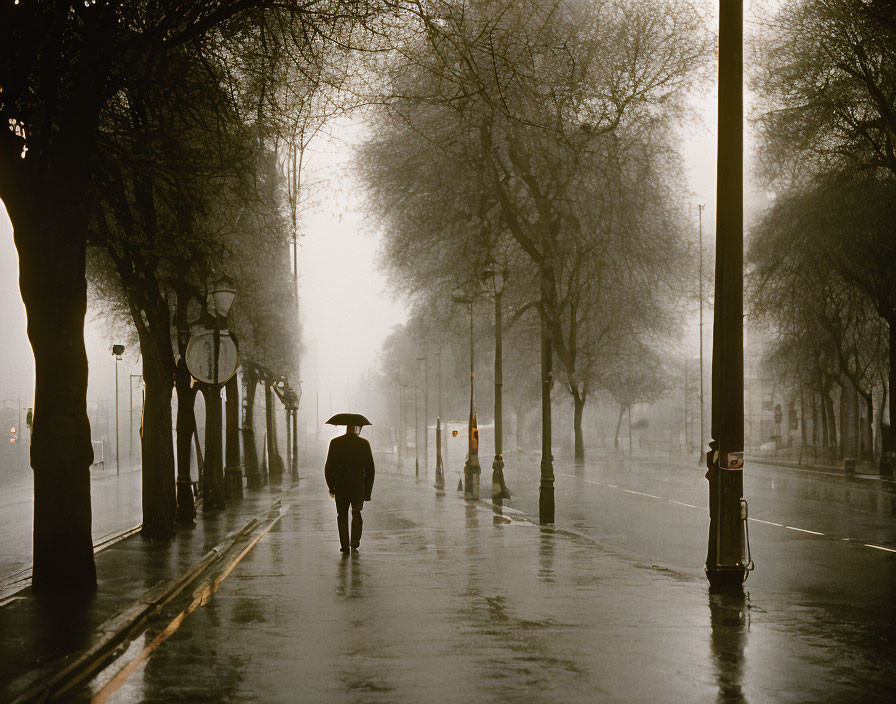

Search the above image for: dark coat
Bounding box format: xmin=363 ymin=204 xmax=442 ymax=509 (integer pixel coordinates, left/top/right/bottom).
xmin=325 ymin=433 xmax=375 ymax=502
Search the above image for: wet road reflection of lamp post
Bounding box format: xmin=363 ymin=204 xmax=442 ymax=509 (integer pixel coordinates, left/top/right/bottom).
xmin=706 ymin=0 xmax=752 ymax=589
xmin=483 ymin=265 xmax=511 ymax=500
xmin=452 ymin=288 xmax=482 ymax=500
xmin=111 ymin=344 xmax=125 ymax=475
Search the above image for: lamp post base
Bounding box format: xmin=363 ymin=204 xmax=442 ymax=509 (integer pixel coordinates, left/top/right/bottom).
xmin=175 ymin=478 xmax=196 ymax=526
xmin=491 ymin=457 xmax=511 ymax=500
xmin=463 ymin=460 xmax=480 ymax=500
xmin=706 ymin=565 xmax=749 ymax=592
xmin=225 ymin=466 xmax=243 ymax=501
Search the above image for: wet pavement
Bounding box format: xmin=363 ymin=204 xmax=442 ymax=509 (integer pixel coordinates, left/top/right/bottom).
xmin=0 ymin=464 xmax=143 ymax=581
xmin=66 ymin=459 xmax=896 ymax=703
xmin=0 ymin=484 xmax=287 ymax=702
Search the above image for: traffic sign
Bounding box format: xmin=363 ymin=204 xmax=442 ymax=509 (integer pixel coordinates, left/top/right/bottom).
xmin=185 ymin=329 xmax=239 ymax=385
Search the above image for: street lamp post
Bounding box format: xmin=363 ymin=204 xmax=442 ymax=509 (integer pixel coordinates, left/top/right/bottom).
xmin=485 ymin=266 xmax=511 ymax=500
xmin=452 ymin=290 xmax=481 ymax=500
xmin=187 ymin=278 xmax=237 ymax=511
xmin=415 ymin=357 xmax=426 ymax=478
xmin=434 ymin=351 xmax=445 ymax=489
xmin=698 ymin=202 xmax=706 ymax=462
xmin=706 ymin=0 xmax=752 ymax=589
xmin=290 ymin=387 xmax=300 ymax=481
xmin=111 ymin=344 xmax=125 ymax=475
xmin=224 ymin=373 xmax=242 ymax=500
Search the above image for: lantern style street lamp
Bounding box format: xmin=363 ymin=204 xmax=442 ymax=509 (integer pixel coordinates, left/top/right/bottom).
xmin=185 ymin=277 xmax=239 ymax=511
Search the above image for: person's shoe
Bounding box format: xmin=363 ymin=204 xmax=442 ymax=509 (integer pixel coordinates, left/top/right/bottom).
xmin=340 ymin=546 xmax=350 ymax=554
xmin=351 ymin=545 xmax=359 ymax=552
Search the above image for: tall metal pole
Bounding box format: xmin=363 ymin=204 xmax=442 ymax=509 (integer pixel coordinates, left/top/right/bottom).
xmin=129 ymin=375 xmax=133 ymax=466
xmin=434 ymin=351 xmax=444 ymax=489
xmin=685 ymin=357 xmax=690 ymax=454
xmin=539 ymin=279 xmax=554 ymax=523
xmin=115 ymin=354 xmax=120 ymax=475
xmin=415 ymin=358 xmax=421 ymax=477
xmin=492 ymin=280 xmax=510 ymax=499
xmin=464 ymin=297 xmax=481 ymax=499
xmin=699 ymin=203 xmax=706 ymax=458
xmin=706 ymin=0 xmax=751 ymax=589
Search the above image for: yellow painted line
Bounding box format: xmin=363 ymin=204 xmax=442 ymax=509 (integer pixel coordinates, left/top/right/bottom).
xmin=89 ymin=517 xmax=281 ymax=704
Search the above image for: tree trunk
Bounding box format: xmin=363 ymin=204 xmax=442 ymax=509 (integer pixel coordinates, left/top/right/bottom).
xmin=811 ymin=391 xmax=818 ymax=449
xmin=175 ymin=356 xmax=197 ymax=523
xmin=886 ymin=317 xmax=896 ymax=453
xmin=12 ymin=197 xmax=96 ymax=591
xmin=825 ymin=391 xmax=837 ymax=450
xmin=243 ymin=367 xmax=263 ymax=489
xmin=840 ymin=380 xmax=856 ymax=461
xmin=140 ymin=345 xmax=176 ymax=540
xmin=225 ymin=375 xmax=242 ymax=500
xmin=265 ymin=381 xmax=284 ymax=482
xmin=799 ymin=383 xmax=807 ymax=457
xmin=573 ymin=392 xmax=586 ymax=462
xmin=614 ymin=405 xmax=625 ymax=450
xmin=861 ymin=393 xmax=874 ymax=461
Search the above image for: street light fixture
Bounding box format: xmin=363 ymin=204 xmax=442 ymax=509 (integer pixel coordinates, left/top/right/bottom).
xmin=207 ymin=278 xmax=236 ymax=319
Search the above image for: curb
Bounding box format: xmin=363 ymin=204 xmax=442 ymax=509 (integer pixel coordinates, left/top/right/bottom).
xmin=747 ymin=456 xmax=895 ymax=483
xmin=0 ymin=525 xmax=143 ymax=607
xmin=7 ymin=497 xmax=285 ymax=704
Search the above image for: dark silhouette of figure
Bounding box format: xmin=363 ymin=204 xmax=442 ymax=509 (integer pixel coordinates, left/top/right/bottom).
xmin=325 ymin=425 xmax=375 ymax=553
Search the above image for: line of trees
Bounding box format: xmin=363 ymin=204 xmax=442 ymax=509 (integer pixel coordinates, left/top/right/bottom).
xmin=0 ymin=1 xmax=383 ymax=591
xmin=356 ymin=0 xmax=708 ymax=464
xmin=749 ymin=0 xmax=895 ymax=472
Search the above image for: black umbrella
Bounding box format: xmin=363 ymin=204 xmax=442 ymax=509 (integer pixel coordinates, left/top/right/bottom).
xmin=325 ymin=413 xmax=372 ymax=427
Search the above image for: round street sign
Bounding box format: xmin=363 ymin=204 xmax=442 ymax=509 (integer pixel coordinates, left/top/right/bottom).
xmin=185 ymin=329 xmax=239 ymax=385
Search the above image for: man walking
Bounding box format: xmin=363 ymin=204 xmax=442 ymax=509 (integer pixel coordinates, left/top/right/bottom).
xmin=325 ymin=423 xmax=375 ymax=553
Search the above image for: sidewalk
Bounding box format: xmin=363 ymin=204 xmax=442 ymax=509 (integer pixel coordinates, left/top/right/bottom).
xmin=0 ymin=483 xmax=289 ymax=703
xmin=0 ymin=463 xmax=145 ymax=582
xmin=49 ymin=468 xmax=891 ymax=704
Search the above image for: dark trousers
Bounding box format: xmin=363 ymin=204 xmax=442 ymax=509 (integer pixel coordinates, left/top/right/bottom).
xmin=335 ymin=494 xmax=364 ymax=548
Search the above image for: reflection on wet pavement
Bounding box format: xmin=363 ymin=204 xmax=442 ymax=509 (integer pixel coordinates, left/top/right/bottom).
xmin=709 ymin=588 xmax=748 ymax=704
xmin=71 ymin=467 xmax=896 ymax=703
